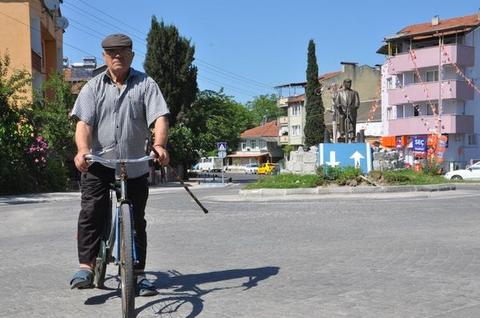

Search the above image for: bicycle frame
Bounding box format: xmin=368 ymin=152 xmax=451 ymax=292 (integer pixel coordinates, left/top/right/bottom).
xmin=108 ymin=162 xmax=139 ymax=267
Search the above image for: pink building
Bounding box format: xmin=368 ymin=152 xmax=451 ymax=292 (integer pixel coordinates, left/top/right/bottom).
xmin=378 ymin=12 xmax=480 ymax=169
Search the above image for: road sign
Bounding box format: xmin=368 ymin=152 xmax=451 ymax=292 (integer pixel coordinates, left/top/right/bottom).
xmin=218 ymin=150 xmax=227 ymax=159
xmin=216 ymin=142 xmax=227 ymax=152
xmin=317 ymin=143 xmax=372 ymax=173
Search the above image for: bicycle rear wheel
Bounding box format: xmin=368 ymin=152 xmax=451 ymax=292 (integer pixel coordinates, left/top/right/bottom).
xmin=120 ymin=203 xmax=135 ymax=317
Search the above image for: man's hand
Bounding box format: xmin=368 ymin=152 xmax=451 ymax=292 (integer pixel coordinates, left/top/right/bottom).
xmin=153 ymin=145 xmax=170 ymax=166
xmin=74 ymin=149 xmax=90 ymax=173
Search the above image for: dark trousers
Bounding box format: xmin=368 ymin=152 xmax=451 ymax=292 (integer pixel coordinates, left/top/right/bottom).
xmin=77 ymin=163 xmax=149 ymax=271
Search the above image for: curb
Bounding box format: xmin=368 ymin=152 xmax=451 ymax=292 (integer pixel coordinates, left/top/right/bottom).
xmin=0 ymin=181 xmax=235 ymax=206
xmin=239 ymin=183 xmax=466 ymax=197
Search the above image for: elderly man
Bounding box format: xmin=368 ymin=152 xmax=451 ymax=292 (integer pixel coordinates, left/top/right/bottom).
xmin=334 ymin=79 xmax=360 ymax=142
xmin=69 ymin=34 xmax=169 ymax=296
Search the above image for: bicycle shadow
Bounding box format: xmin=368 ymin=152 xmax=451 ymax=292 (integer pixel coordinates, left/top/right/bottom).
xmin=85 ymin=266 xmax=279 ymax=316
xmin=137 ymin=266 xmax=279 ymax=317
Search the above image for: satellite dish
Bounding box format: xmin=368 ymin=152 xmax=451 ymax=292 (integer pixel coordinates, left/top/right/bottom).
xmin=43 ymin=0 xmax=60 ymax=11
xmin=56 ymin=16 xmax=69 ymax=30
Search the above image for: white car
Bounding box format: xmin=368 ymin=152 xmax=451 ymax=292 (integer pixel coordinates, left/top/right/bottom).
xmin=244 ymin=163 xmax=259 ymax=174
xmin=444 ymin=161 xmax=480 ymax=180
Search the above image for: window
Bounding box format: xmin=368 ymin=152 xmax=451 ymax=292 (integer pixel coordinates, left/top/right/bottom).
xmin=291 ymin=125 xmax=301 ymax=136
xmin=241 ymin=142 xmax=246 ymax=150
xmin=291 ymin=104 xmax=301 ymax=116
xmin=426 ymin=70 xmax=438 ymax=82
xmin=413 ymin=105 xmax=420 ymax=117
xmin=413 ymin=72 xmax=421 ymax=84
xmin=396 ymin=74 xmax=404 ymax=87
xmin=386 ymin=78 xmax=393 ymax=89
xmin=250 ymin=140 xmax=257 ymax=149
xmin=468 ymin=134 xmax=476 ymax=145
xmin=397 ymin=105 xmax=404 ymax=118
xmin=426 ymin=103 xmax=438 ymax=116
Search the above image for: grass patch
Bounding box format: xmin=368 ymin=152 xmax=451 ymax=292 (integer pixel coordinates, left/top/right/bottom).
xmin=369 ymin=169 xmax=449 ymax=185
xmin=245 ymin=168 xmax=452 ymax=189
xmin=244 ymin=173 xmax=325 ymax=189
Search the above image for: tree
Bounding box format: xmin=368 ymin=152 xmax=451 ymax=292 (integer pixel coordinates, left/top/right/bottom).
xmin=144 ymin=16 xmax=198 ymax=127
xmin=186 ymin=90 xmax=254 ymax=157
xmin=303 ymin=39 xmax=325 ymax=148
xmin=246 ymin=94 xmax=282 ymax=126
xmin=0 ymin=54 xmax=34 ymax=193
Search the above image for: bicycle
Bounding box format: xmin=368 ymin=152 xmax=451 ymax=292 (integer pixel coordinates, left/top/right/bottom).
xmin=85 ymin=153 xmax=155 ymax=318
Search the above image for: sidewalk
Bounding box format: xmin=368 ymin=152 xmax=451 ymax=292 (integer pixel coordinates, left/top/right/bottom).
xmin=0 ymin=181 xmax=233 ymax=206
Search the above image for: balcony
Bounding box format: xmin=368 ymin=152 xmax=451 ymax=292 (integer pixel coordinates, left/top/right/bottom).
xmin=388 ymin=114 xmax=474 ymax=136
xmin=278 ymin=116 xmax=289 ymax=126
xmin=388 ymin=80 xmax=473 ymax=105
xmin=279 ymin=135 xmax=289 ymax=144
xmin=277 ymin=97 xmax=288 ymax=107
xmin=387 ymin=44 xmax=474 ymax=74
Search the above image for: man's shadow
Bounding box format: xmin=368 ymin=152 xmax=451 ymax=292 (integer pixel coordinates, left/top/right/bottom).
xmin=85 ymin=266 xmax=279 ymax=317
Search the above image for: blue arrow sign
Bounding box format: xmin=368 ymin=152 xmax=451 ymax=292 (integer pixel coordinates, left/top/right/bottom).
xmin=317 ymin=143 xmax=372 ymax=173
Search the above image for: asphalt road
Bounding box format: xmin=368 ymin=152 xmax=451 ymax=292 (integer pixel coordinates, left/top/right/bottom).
xmin=1 ymin=185 xmax=480 ymax=317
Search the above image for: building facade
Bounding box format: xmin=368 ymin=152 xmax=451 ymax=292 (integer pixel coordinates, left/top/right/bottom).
xmin=378 ymin=12 xmax=480 ymax=169
xmin=227 ymin=121 xmax=283 ymax=168
xmin=0 ymin=0 xmax=67 ymax=96
xmin=275 ymin=62 xmax=381 ymax=148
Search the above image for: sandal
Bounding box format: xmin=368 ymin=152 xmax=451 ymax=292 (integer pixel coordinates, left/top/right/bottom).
xmin=136 ymin=277 xmax=158 ymax=296
xmin=70 ymin=269 xmax=93 ymax=289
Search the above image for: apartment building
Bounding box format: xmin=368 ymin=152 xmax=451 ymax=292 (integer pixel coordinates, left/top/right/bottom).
xmin=275 ymin=62 xmax=381 ymax=148
xmin=0 ymin=0 xmax=67 ymax=96
xmin=378 ymin=12 xmax=480 ymax=168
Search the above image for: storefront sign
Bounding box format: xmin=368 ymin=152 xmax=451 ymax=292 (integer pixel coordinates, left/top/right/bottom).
xmin=413 ymin=135 xmax=427 ymax=152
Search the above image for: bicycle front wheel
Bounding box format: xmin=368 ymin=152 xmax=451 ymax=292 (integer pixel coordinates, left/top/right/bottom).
xmin=120 ymin=203 xmax=135 ymax=317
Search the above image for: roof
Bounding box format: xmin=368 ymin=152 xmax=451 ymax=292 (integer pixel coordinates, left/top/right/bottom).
xmin=319 ymin=71 xmax=341 ymax=81
xmin=240 ymin=121 xmax=279 ymax=138
xmin=388 ymin=13 xmax=480 ymax=41
xmin=275 ymin=71 xmax=343 ymax=89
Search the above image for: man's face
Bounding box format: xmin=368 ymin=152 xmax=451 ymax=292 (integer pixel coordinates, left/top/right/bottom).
xmin=103 ymin=47 xmax=134 ymax=73
xmin=344 ymin=81 xmax=352 ymax=89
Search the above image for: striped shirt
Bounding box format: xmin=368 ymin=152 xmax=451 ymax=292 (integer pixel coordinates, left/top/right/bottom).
xmin=71 ymin=68 xmax=169 ymax=178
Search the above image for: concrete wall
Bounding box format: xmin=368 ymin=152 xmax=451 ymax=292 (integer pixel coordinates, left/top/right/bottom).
xmin=0 ymin=1 xmax=32 ymax=72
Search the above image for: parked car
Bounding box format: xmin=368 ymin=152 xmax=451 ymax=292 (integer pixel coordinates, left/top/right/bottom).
xmin=194 ymin=157 xmax=223 ymax=172
xmin=444 ymin=161 xmax=480 ymax=180
xmin=244 ymin=163 xmax=259 ymax=174
xmin=257 ymin=163 xmax=277 ymax=175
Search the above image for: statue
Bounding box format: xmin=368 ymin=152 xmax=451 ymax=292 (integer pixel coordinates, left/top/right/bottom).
xmin=333 ymin=79 xmax=360 ymax=143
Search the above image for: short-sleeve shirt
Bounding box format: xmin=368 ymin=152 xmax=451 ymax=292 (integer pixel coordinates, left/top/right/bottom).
xmin=71 ymin=68 xmax=169 ymax=178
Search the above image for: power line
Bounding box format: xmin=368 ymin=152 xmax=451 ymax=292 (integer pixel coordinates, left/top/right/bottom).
xmin=62 ymin=0 xmax=274 ymax=91
xmin=5 ymin=4 xmax=270 ymax=100
xmin=199 ymin=75 xmax=261 ymax=97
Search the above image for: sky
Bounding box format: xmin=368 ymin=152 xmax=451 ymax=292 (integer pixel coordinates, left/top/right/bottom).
xmin=61 ymin=0 xmax=479 ymax=104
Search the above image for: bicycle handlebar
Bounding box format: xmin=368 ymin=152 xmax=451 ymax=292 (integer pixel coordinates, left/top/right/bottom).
xmin=84 ymin=154 xmax=155 ymax=164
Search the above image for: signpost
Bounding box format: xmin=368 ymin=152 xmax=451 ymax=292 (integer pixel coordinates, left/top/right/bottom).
xmin=216 ymin=142 xmax=227 ymax=185
xmin=317 ymin=143 xmax=372 ymax=173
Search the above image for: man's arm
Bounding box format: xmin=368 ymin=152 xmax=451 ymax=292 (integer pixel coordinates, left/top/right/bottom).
xmin=152 ymin=115 xmax=170 ymax=166
xmin=74 ymin=120 xmax=93 ymax=172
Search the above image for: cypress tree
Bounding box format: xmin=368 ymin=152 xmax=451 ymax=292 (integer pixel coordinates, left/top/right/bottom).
xmin=144 ymin=16 xmax=198 ymax=127
xmin=303 ymin=39 xmax=325 ymax=148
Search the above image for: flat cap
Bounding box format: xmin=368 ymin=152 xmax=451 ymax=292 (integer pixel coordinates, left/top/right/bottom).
xmin=101 ymin=34 xmax=132 ymax=49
